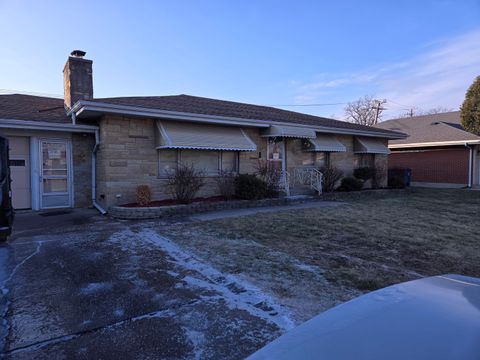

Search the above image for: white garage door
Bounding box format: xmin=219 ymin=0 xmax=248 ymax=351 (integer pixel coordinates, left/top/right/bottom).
xmin=8 ymin=137 xmax=31 ymax=209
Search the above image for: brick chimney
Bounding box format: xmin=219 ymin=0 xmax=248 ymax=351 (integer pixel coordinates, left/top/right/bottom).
xmin=63 ymin=50 xmax=93 ymax=109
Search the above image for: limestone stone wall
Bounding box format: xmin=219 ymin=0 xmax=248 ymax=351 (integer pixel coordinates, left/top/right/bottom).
xmin=238 ymin=127 xmax=266 ymax=174
xmin=330 ymin=135 xmax=356 ymax=177
xmin=95 ymin=116 xmax=390 ymax=207
xmin=72 ymin=133 xmax=95 ymax=207
xmin=374 ymin=152 xmax=388 ymax=188
xmin=96 ymin=116 xmax=269 ymax=207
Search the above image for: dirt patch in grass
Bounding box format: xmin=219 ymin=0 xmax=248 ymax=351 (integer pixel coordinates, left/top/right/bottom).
xmin=157 ymin=188 xmax=480 ymax=321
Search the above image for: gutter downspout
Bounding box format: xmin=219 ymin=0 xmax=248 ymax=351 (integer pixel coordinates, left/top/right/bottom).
xmin=92 ymin=129 xmax=107 ymax=214
xmin=466 ymin=143 xmax=473 ymax=188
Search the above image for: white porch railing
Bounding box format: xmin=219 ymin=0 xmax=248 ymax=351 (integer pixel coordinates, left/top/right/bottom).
xmin=291 ymin=167 xmax=323 ymax=194
xmin=278 ymin=170 xmax=290 ymax=196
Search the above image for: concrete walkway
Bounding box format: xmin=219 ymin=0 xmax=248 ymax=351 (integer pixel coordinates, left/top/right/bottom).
xmin=189 ymin=200 xmax=345 ymax=221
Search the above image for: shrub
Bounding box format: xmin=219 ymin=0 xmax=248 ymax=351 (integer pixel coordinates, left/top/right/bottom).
xmin=234 ymin=174 xmax=268 ymax=200
xmin=388 ymin=175 xmax=406 ymax=189
xmin=166 ymin=164 xmax=205 ymax=204
xmin=255 ymin=160 xmax=281 ymax=198
xmin=340 ymin=177 xmax=364 ymax=191
xmin=319 ymin=165 xmax=343 ymax=193
xmin=215 ymin=171 xmax=236 ymax=199
xmin=135 ymin=185 xmax=152 ymax=206
xmin=353 ymin=167 xmax=376 ymax=181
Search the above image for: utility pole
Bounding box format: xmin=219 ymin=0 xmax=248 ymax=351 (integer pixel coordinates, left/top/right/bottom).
xmin=407 ymin=108 xmax=415 ymax=117
xmin=372 ymin=99 xmax=387 ymax=125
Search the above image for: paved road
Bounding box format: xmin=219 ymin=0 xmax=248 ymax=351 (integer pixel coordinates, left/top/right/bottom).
xmin=1 ymin=210 xmax=293 ymax=359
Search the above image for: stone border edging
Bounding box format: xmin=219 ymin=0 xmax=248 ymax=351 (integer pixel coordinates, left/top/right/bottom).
xmin=108 ymin=188 xmax=408 ymax=220
xmin=109 ymin=196 xmax=319 ymax=219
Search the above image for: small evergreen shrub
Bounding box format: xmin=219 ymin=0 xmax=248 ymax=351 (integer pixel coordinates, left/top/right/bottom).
xmin=353 ymin=167 xmax=376 ymax=181
xmin=234 ymin=174 xmax=268 ymax=200
xmin=340 ymin=177 xmax=364 ymax=191
xmin=135 ymin=185 xmax=152 ymax=206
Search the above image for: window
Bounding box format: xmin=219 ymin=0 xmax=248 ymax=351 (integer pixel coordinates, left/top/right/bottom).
xmin=220 ymin=152 xmax=237 ymax=173
xmin=158 ymin=149 xmax=239 ymax=177
xmin=181 ymin=150 xmax=220 ymax=176
xmin=158 ymin=149 xmax=178 ymax=177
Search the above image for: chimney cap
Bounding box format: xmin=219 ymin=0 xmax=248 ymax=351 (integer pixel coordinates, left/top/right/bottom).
xmin=70 ymin=50 xmax=86 ymax=58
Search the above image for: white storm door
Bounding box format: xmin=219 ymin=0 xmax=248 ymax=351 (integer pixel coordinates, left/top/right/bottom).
xmin=40 ymin=140 xmax=72 ymax=209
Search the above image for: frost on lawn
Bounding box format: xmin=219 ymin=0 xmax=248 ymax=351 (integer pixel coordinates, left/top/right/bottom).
xmin=108 ymin=228 xmax=295 ymax=332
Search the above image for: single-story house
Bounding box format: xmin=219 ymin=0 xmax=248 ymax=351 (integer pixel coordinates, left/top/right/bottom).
xmin=0 ymin=51 xmax=404 ymax=212
xmin=376 ymin=112 xmax=480 ymax=188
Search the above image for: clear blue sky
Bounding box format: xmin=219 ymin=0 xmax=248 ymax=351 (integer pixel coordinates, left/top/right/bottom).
xmin=1 ymin=0 xmax=479 ymax=119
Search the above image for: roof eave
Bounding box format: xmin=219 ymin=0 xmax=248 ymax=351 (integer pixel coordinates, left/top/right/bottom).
xmin=73 ymin=100 xmax=407 ymax=139
xmin=389 ymin=140 xmax=480 ymax=149
xmin=0 ymin=118 xmax=99 ymax=133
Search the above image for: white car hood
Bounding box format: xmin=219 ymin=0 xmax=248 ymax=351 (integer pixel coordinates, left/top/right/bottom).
xmin=248 ymin=274 xmax=480 ymax=360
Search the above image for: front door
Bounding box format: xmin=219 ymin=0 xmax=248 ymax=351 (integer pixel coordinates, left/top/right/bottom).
xmin=267 ymin=138 xmax=286 ymax=172
xmin=40 ymin=140 xmax=71 ymax=209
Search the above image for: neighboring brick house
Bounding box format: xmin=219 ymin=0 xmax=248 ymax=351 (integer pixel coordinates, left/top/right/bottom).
xmin=0 ymin=51 xmax=404 ymax=212
xmin=376 ymin=112 xmax=480 ymax=188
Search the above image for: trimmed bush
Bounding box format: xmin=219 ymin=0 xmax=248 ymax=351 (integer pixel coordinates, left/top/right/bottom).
xmin=340 ymin=177 xmax=364 ymax=191
xmin=388 ymin=176 xmax=406 ymax=189
xmin=353 ymin=167 xmax=376 ymax=181
xmin=135 ymin=185 xmax=152 ymax=206
xmin=166 ymin=164 xmax=205 ymax=204
xmin=319 ymin=165 xmax=343 ymax=193
xmin=234 ymin=174 xmax=268 ymax=200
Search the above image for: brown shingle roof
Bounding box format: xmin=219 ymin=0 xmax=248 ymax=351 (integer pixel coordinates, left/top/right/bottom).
xmin=92 ymin=94 xmax=402 ymax=136
xmin=0 ymin=94 xmax=70 ymax=123
xmin=375 ymin=111 xmax=480 ymax=145
xmin=1 ymin=93 xmax=403 ymax=137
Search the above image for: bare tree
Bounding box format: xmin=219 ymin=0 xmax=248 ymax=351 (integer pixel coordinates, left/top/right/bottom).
xmin=400 ymin=106 xmax=454 ymax=118
xmin=344 ymin=95 xmax=385 ymax=126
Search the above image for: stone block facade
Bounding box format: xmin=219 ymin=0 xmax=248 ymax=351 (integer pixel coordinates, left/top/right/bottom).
xmin=72 ymin=133 xmax=95 ymax=207
xmin=95 ymin=115 xmax=269 ymax=208
xmin=95 ymin=115 xmax=389 ymax=208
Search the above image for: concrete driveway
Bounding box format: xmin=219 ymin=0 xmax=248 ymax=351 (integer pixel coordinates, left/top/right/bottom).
xmin=1 ymin=210 xmax=293 ymax=359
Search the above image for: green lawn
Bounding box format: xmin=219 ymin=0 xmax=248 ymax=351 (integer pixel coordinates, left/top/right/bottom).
xmin=158 ymin=188 xmax=480 ymax=321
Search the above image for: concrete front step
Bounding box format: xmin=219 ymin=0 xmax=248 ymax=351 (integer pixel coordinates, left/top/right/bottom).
xmin=288 ymin=186 xmax=318 ymax=196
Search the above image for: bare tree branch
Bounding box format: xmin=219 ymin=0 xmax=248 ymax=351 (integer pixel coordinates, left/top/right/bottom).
xmin=344 ymin=95 xmax=383 ymax=126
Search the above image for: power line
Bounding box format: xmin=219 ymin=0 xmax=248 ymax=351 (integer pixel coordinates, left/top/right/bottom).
xmin=268 ymin=102 xmax=349 ymax=107
xmin=0 ymin=89 xmax=63 ymax=98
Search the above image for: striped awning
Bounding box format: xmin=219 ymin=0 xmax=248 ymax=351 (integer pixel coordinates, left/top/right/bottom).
xmin=261 ymin=125 xmax=316 ymax=139
xmin=354 ymin=137 xmax=390 ymax=154
xmin=304 ymin=134 xmax=346 ymax=152
xmin=156 ymin=121 xmax=257 ymax=151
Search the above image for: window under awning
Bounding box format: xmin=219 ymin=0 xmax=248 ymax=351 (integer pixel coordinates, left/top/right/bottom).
xmin=303 ymin=134 xmax=347 ymax=152
xmin=261 ymin=125 xmax=316 ymax=139
xmin=354 ymin=137 xmax=390 ymax=154
xmin=156 ymin=121 xmax=257 ymax=151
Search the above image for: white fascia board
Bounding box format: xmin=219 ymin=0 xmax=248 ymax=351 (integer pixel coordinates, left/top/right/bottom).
xmin=389 ymin=140 xmax=480 ymax=149
xmin=0 ymin=118 xmax=98 ymax=133
xmin=74 ymin=100 xmax=405 ymax=139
